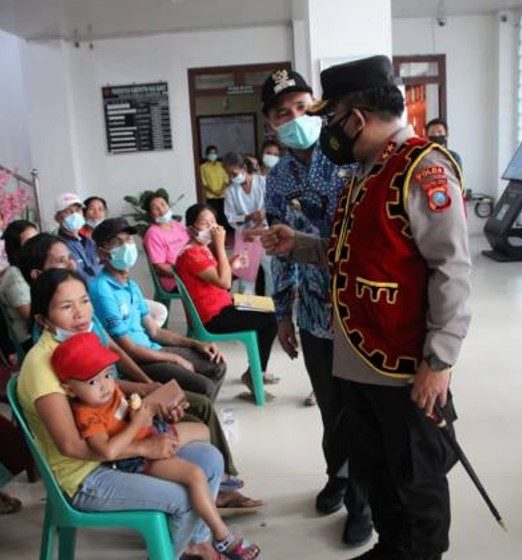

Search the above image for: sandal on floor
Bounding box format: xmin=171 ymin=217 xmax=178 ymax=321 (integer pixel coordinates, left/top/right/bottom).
xmin=262 ymin=373 xmax=280 ymax=385
xmin=216 ymin=490 xmax=265 ymax=513
xmin=220 ymin=474 xmax=244 ymax=493
xmin=0 ymin=492 xmax=22 ymax=514
xmin=241 ymin=371 xmax=280 ymax=387
xmin=214 ymin=533 xmax=262 ymax=560
xmin=180 ymin=552 xmax=224 ymax=560
xmin=236 ymin=391 xmax=275 ymax=403
xmin=303 ymin=391 xmax=317 ymax=407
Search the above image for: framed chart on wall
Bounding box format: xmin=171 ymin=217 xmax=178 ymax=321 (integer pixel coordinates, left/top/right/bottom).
xmin=102 ymin=82 xmax=172 ymax=154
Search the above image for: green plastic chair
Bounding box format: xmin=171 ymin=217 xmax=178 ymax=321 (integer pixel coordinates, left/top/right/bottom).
xmin=6 ymin=376 xmax=174 ymax=560
xmin=147 ymin=260 xmax=181 ymax=327
xmin=172 ymin=271 xmax=265 ymax=406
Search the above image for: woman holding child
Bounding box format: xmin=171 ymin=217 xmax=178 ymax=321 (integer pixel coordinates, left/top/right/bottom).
xmin=17 ymin=269 xmax=261 ymax=560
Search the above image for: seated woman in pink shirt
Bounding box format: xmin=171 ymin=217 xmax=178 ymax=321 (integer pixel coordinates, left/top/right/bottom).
xmin=142 ymin=192 xmax=190 ymax=293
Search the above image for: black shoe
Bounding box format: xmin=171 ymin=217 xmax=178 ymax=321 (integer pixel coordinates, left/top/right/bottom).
xmin=351 ymin=542 xmax=399 ymax=559
xmin=342 ymin=508 xmax=373 ymax=547
xmin=352 ymin=543 xmax=442 ymax=560
xmin=315 ymin=476 xmax=348 ymax=514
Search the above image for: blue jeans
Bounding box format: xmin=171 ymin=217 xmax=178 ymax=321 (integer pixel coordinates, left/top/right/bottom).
xmin=71 ymin=442 xmax=223 ymax=559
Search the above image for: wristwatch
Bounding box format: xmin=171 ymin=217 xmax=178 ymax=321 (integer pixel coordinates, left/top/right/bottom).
xmin=425 ymin=354 xmax=452 ymax=371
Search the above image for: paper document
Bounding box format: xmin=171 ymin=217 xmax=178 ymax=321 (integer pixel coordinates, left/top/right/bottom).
xmin=233 ymin=293 xmax=275 ymax=313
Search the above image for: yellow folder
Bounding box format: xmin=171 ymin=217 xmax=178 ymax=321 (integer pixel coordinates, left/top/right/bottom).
xmin=233 ymin=293 xmax=275 ymax=313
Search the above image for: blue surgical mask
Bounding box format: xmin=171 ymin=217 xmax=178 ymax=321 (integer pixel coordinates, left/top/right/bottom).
xmin=155 ymin=209 xmax=173 ymax=224
xmin=62 ymin=212 xmax=85 ymax=234
xmin=54 ymin=321 xmax=94 ymax=342
xmin=110 ymin=242 xmax=138 ymax=271
xmin=207 ymin=153 xmax=218 ymax=162
xmin=276 ymin=115 xmax=322 ymax=150
xmin=86 ymin=218 xmax=103 ymax=230
xmin=231 ymin=174 xmax=245 ymax=186
xmin=262 ymin=154 xmax=280 ymax=168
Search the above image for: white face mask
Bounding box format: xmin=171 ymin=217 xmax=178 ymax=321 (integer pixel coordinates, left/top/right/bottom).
xmin=53 ymin=321 xmax=94 ymax=342
xmin=262 ymin=154 xmax=280 ymax=168
xmin=231 ymin=173 xmax=245 ymax=186
xmin=86 ymin=218 xmax=103 ymax=229
xmin=155 ymin=209 xmax=173 ymax=225
xmin=195 ymin=228 xmax=212 ymax=246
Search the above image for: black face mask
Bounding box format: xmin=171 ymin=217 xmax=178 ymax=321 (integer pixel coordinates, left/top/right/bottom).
xmin=320 ymin=119 xmax=361 ymax=165
xmin=428 ymin=135 xmax=447 ymax=147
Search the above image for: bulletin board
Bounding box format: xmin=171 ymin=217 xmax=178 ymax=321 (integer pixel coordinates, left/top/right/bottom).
xmin=102 ymin=82 xmax=172 ymax=154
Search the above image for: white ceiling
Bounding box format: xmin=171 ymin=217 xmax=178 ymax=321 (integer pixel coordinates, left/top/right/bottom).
xmin=0 ymin=0 xmax=521 ymax=42
xmin=0 ymin=0 xmax=292 ymax=41
xmin=392 ymin=0 xmax=522 ymax=18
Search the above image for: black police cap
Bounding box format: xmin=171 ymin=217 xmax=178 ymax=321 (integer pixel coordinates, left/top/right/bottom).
xmin=261 ymin=68 xmax=313 ymax=115
xmin=92 ymin=217 xmax=137 ymax=247
xmin=308 ymin=55 xmax=396 ymax=115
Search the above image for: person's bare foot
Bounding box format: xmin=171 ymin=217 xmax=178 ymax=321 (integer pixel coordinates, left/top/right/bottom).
xmin=216 ymin=490 xmax=264 ymax=509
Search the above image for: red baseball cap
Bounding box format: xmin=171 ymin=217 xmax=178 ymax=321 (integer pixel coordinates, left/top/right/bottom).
xmin=51 ymin=332 xmax=119 ymax=382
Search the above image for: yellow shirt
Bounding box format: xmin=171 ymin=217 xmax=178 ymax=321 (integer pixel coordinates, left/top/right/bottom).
xmin=17 ymin=330 xmax=100 ymax=497
xmin=200 ymin=161 xmax=229 ymax=199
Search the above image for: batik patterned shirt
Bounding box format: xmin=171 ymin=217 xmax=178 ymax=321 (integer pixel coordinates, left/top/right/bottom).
xmin=265 ymin=143 xmax=354 ymax=339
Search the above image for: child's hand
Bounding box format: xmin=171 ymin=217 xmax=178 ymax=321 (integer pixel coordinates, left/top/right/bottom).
xmin=130 ymin=403 xmax=153 ymax=428
xmin=141 ymin=434 xmax=179 ymax=459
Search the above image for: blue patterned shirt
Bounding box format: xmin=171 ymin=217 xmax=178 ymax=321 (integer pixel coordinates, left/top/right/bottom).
xmin=265 ymin=143 xmax=354 ymax=339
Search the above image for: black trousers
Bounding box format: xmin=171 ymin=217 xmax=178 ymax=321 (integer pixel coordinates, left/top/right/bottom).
xmin=340 ymin=380 xmax=458 ymax=555
xmin=301 ymin=330 xmax=368 ymax=515
xmin=300 ymin=329 xmax=348 ymax=477
xmin=141 ymin=345 xmax=226 ymax=402
xmin=205 ymin=306 xmax=277 ymax=372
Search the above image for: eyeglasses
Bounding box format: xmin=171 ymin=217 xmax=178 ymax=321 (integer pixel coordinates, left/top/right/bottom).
xmin=324 ymin=107 xmax=372 ymax=127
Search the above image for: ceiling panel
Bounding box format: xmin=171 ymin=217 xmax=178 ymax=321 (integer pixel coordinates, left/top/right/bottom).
xmin=0 ymin=0 xmax=520 ymax=42
xmin=392 ymin=0 xmax=522 ymax=18
xmin=0 ymin=0 xmax=292 ymax=41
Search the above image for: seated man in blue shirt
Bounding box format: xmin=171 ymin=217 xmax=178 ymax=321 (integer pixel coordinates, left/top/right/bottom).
xmin=89 ymin=217 xmax=226 ymax=401
xmin=54 ymin=192 xmax=102 ymax=283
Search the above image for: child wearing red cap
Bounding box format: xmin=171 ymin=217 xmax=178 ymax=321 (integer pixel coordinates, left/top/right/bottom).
xmin=52 ymin=332 xmax=261 ymax=560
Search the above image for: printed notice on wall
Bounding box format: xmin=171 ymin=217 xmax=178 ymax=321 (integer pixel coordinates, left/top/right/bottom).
xmin=102 ymin=82 xmax=172 ymax=154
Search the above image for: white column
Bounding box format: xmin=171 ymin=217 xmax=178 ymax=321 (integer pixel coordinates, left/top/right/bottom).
xmin=294 ymin=0 xmax=392 ymax=94
xmin=495 ymin=10 xmax=519 ymax=197
xmin=19 ymin=39 xmax=81 ymax=229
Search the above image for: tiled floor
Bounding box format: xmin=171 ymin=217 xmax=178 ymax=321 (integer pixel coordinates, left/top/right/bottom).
xmin=2 ymin=236 xmax=522 ymax=559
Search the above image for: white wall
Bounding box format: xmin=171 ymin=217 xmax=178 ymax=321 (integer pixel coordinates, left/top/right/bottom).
xmin=0 ymin=30 xmax=31 ymax=175
xmin=19 ymin=25 xmax=292 ymax=225
xmin=393 ymin=15 xmax=499 ymax=198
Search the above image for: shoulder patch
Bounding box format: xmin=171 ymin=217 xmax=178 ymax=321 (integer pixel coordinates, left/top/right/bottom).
xmin=381 ymin=141 xmax=397 ymax=161
xmin=416 ymin=166 xmax=451 ymax=212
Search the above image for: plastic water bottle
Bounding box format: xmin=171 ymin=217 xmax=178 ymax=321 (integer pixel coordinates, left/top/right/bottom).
xmin=220 ymin=407 xmax=239 ymax=443
xmin=221 ymin=407 xmax=235 ymax=425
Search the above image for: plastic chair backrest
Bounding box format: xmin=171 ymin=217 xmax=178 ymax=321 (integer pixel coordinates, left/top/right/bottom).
xmin=7 ymin=376 xmax=74 ymax=518
xmin=0 ymin=300 xmax=27 ymax=364
xmin=172 ymin=270 xmax=204 ymax=334
xmin=148 ymin=261 xmax=168 ymax=298
xmin=147 ymin=261 xmax=180 ymax=299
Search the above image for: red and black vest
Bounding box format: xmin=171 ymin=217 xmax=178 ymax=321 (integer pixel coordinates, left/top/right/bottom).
xmin=327 ymin=136 xmax=463 ymax=379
